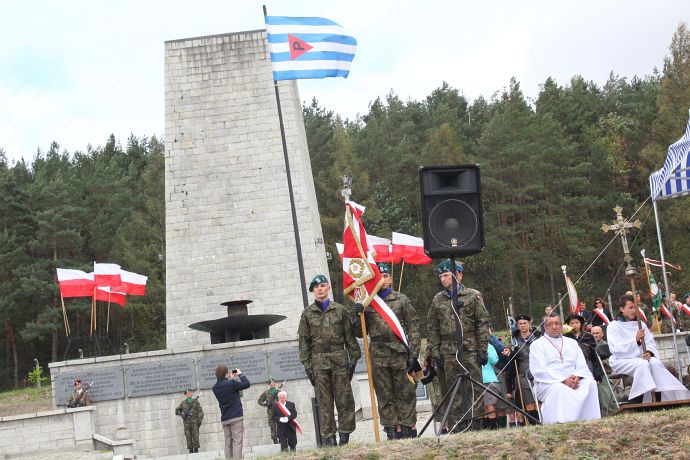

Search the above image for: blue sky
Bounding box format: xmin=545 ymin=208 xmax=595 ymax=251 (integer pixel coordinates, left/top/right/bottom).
xmin=1 ymin=0 xmax=688 ymax=164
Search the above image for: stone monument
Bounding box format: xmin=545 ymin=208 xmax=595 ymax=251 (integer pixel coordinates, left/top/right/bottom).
xmin=164 ymin=30 xmax=330 ymax=350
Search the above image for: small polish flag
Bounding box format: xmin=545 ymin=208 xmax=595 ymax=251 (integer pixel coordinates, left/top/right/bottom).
xmin=57 ymin=269 xmax=95 ymax=298
xmin=368 ymin=235 xmax=402 ymax=263
xmin=96 ymin=287 xmax=127 ymax=306
xmin=94 ymin=263 xmax=122 ymax=287
xmin=112 ymin=270 xmax=147 ymax=296
xmin=392 ymin=232 xmax=432 ymax=265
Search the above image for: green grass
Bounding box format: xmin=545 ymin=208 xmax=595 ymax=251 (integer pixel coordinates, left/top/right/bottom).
xmin=0 ymin=386 xmax=51 ymax=404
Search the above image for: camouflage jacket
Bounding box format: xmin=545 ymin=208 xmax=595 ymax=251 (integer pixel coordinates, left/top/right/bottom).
xmin=175 ymin=398 xmax=203 ymax=426
xmin=355 ymin=291 xmax=421 ymax=358
xmin=426 ymin=286 xmax=489 ymax=359
xmin=257 ymin=388 xmax=278 ymax=414
xmin=298 ymin=300 xmax=361 ymax=371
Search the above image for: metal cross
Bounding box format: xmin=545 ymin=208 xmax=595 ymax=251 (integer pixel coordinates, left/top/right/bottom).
xmin=601 ymin=205 xmax=642 ymax=277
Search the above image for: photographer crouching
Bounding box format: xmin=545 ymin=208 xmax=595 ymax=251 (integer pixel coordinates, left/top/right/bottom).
xmin=212 ymin=366 xmax=250 ymax=459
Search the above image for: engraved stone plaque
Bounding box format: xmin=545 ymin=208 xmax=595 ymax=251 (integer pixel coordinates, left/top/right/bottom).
xmin=126 ymin=359 xmax=196 ymax=397
xmin=198 ymin=352 xmax=268 ymax=389
xmin=354 ymin=341 xmax=368 ymax=373
xmin=268 ymin=347 xmax=305 ymax=381
xmin=54 ymin=367 xmax=125 ymax=406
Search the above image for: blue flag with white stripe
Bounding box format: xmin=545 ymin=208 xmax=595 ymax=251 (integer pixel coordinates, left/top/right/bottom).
xmin=265 ymin=16 xmax=357 ymax=81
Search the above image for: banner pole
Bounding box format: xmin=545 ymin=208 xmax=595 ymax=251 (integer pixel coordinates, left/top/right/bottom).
xmin=358 ymin=310 xmax=381 ymax=442
xmin=398 ymin=260 xmax=405 ymax=292
xmin=652 ymin=200 xmax=683 ymax=378
xmin=60 ymin=293 xmax=70 ymax=337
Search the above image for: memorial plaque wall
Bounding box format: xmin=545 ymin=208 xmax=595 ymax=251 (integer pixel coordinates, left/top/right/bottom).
xmin=268 ymin=347 xmax=305 ymax=381
xmin=126 ymin=359 xmax=196 ymax=397
xmin=54 ymin=367 xmax=125 ymax=406
xmin=198 ymin=352 xmax=269 ymax=389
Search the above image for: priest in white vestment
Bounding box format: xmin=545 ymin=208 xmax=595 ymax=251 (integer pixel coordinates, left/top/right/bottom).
xmin=529 ymin=315 xmax=601 ymax=424
xmin=607 ymin=295 xmax=690 ymax=403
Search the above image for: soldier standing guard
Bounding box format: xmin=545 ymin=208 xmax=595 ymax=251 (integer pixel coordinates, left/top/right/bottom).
xmin=355 ymin=263 xmax=421 ymax=440
xmin=175 ymin=389 xmax=204 ymax=454
xmin=257 ymin=379 xmax=279 ymax=444
xmin=426 ymin=260 xmax=490 ymax=431
xmin=298 ymin=274 xmax=361 ymax=447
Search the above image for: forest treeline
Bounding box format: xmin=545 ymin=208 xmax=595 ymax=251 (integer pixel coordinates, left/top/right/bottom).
xmin=1 ymin=25 xmax=689 ymax=390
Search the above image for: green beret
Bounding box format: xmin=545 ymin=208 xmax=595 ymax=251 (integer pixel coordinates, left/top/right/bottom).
xmin=436 ymin=259 xmax=463 ymax=274
xmin=683 ymin=292 xmax=690 ymax=302
xmin=309 ymin=274 xmax=328 ymax=292
xmin=377 ymin=263 xmax=391 ymax=274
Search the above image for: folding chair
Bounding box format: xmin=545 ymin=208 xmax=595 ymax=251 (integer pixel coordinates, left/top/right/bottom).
xmin=596 ymin=343 xmax=629 ymax=407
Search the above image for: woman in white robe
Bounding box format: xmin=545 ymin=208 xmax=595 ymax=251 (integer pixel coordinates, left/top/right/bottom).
xmin=529 ymin=315 xmax=601 ymax=424
xmin=607 ymin=295 xmax=690 ymax=403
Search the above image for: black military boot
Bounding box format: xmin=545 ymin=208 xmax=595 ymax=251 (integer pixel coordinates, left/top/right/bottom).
xmin=188 ymin=448 xmax=194 ymax=453
xmin=338 ymin=432 xmax=350 ymax=446
xmin=383 ymin=425 xmax=396 ymax=440
xmin=194 ymin=447 xmax=199 ymax=453
xmin=401 ymin=426 xmax=414 ymax=438
xmin=324 ymin=435 xmax=337 ymax=447
xmin=527 ymin=410 xmax=541 ymax=425
xmin=483 ymin=418 xmax=498 ymax=430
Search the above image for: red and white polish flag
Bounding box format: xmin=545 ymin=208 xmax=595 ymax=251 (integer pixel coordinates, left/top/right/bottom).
xmin=368 ymin=235 xmax=401 ymax=264
xmin=96 ymin=287 xmax=127 ymax=306
xmin=94 ymin=263 xmax=122 ymax=287
xmin=392 ymin=232 xmax=432 ymax=265
xmin=112 ymin=270 xmax=147 ymax=296
xmin=679 ymin=303 xmax=690 ymax=316
xmin=57 ymin=269 xmax=95 ymax=298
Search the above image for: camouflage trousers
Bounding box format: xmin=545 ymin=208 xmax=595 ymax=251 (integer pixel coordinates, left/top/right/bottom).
xmin=371 ymin=353 xmax=417 ymax=427
xmin=267 ymin=412 xmax=277 ymax=440
xmin=314 ymin=367 xmax=356 ymax=438
xmin=183 ymin=421 xmax=200 ymax=449
xmin=436 ymin=349 xmax=485 ymax=429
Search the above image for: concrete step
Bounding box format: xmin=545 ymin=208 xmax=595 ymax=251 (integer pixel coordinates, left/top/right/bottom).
xmin=140 ymin=451 xmax=224 ymax=460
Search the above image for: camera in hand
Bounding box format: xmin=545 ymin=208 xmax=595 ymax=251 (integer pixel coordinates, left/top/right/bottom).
xmin=231 ymin=369 xmax=238 ymax=374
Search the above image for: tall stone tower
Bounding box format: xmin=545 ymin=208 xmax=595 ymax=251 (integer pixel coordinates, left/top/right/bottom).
xmin=164 ymin=31 xmax=330 ymax=349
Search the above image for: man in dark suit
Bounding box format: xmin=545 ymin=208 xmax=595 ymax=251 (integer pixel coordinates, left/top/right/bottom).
xmin=272 ymin=390 xmax=299 ymax=452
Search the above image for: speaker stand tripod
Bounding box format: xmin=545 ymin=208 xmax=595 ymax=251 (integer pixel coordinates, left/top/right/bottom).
xmin=417 ymin=257 xmax=539 ymax=436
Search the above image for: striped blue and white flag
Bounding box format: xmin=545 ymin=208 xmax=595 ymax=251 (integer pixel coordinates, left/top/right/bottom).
xmin=649 ymin=109 xmax=690 ymax=201
xmin=265 ymin=16 xmax=357 ymax=81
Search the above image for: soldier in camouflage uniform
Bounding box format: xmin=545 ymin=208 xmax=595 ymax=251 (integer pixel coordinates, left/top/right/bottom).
xmin=175 ymin=389 xmax=204 ymax=453
xmin=426 ymin=260 xmax=490 ymax=432
xmin=298 ymin=274 xmax=361 ymax=447
xmin=257 ymin=379 xmax=279 ymax=444
xmin=355 ymin=263 xmax=421 ymax=440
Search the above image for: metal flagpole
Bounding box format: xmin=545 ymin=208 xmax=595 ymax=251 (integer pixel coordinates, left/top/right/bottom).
xmin=263 ymin=5 xmax=309 ymax=308
xmin=398 ymin=260 xmax=405 ymax=292
xmin=652 ymin=200 xmax=684 ymax=379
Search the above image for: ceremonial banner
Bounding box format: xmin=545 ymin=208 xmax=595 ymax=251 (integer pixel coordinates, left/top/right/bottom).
xmin=342 ymin=201 xmax=408 ymax=346
xmin=564 ymin=273 xmax=578 ymax=315
xmin=265 ymin=15 xmax=357 ymax=80
xmin=392 ymin=232 xmax=432 ymax=265
xmin=647 ymin=270 xmax=662 ymax=312
xmin=57 ymin=269 xmax=95 ymax=298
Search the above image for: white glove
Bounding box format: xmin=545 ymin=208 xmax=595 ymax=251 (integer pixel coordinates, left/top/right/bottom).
xmin=279 ymin=417 xmax=288 ymax=423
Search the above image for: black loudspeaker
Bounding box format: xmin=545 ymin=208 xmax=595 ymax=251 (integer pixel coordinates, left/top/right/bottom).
xmin=419 ymin=165 xmax=485 ymax=257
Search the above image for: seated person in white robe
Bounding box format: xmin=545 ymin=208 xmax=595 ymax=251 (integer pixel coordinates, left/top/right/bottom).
xmin=529 ymin=314 xmax=601 ymax=424
xmin=607 ymin=294 xmax=690 ymax=403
